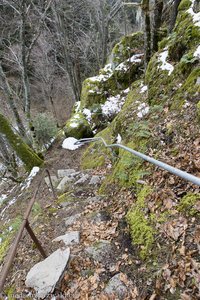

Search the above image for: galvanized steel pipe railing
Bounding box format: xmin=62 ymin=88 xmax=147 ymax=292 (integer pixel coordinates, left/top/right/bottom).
xmin=0 ymin=168 xmax=57 ymax=293
xmin=75 ymin=137 xmax=200 ymax=187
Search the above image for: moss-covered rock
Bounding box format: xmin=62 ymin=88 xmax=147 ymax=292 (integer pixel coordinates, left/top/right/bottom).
xmin=126 ymin=186 xmax=154 ymax=258
xmin=178 ymin=192 xmax=200 ymax=216
xmin=0 ymin=113 xmax=43 ymax=171
xmin=64 ymin=112 xmax=93 ymax=139
xmin=81 ymin=126 xmax=114 ymax=170
xmin=109 ymin=31 xmax=144 ymax=68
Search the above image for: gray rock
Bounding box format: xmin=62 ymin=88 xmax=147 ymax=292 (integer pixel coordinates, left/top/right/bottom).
xmin=85 ymin=240 xmax=111 ymax=262
xmin=57 ymin=169 xmax=78 ymax=178
xmin=25 ymin=248 xmax=70 ymax=299
xmin=197 ymin=77 xmax=200 ymax=85
xmin=91 ymin=211 xmax=111 ymax=224
xmin=74 ymin=174 xmax=90 ymax=185
xmin=53 ymin=231 xmax=80 ymax=245
xmin=56 ymin=176 xmax=74 ymax=192
xmin=44 ymin=176 xmax=59 ymax=188
xmin=89 ymin=175 xmax=101 ymax=185
xmin=65 ymin=214 xmax=80 ymax=227
xmin=87 ymin=196 xmax=103 ymax=203
xmin=104 ymin=273 xmax=128 ymax=300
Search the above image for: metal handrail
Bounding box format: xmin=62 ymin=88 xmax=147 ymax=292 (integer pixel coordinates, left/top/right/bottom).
xmin=75 ymin=137 xmax=200 ymax=187
xmin=0 ymin=168 xmax=57 ymax=293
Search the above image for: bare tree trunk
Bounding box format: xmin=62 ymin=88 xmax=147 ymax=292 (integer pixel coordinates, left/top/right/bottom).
xmin=20 ymin=0 xmax=31 ymax=122
xmin=0 ymin=113 xmax=43 ymax=171
xmin=152 ymin=0 xmax=163 ymax=52
xmin=142 ymin=0 xmax=151 ymax=68
xmin=0 ymin=63 xmax=27 ymax=138
xmin=169 ymin=0 xmax=181 ymax=33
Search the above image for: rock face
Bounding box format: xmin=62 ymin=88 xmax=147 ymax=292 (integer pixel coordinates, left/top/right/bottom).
xmin=53 ymin=231 xmax=80 ymax=245
xmin=85 ymin=240 xmax=112 ymax=262
xmin=104 ymin=273 xmax=128 ymax=299
xmin=44 ymin=175 xmax=59 ymax=188
xmin=65 ymin=213 xmax=80 ymax=227
xmin=56 ymin=176 xmax=74 ymax=193
xmin=64 ymin=112 xmax=93 ymax=139
xmin=57 ymin=169 xmax=76 ymax=178
xmin=25 ymin=248 xmax=70 ymax=299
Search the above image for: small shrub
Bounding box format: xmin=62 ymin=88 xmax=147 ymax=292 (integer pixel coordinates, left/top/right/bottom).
xmin=32 ymin=113 xmax=58 ymax=148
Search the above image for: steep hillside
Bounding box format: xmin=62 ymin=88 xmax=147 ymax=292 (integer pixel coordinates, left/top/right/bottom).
xmin=68 ymin=0 xmax=200 ymax=298
xmin=1 ymin=1 xmax=200 ymax=299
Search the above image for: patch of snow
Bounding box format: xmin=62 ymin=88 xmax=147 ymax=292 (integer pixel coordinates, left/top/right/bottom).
xmin=137 ymin=103 xmax=150 ymax=118
xmin=101 ymin=94 xmax=125 ymax=117
xmin=89 ymin=73 xmax=111 ymax=82
xmin=116 ymin=134 xmax=122 ymax=144
xmin=115 ymin=53 xmax=143 ymax=72
xmin=0 ymin=194 xmax=7 ymax=206
xmin=158 ymin=49 xmax=174 ymax=75
xmin=129 ymin=53 xmax=143 ymax=63
xmin=69 ymin=122 xmax=79 ymax=128
xmin=187 ymin=0 xmax=200 ymax=27
xmin=115 ymin=61 xmax=128 ymax=72
xmin=0 ymin=197 xmax=17 ymax=218
xmin=0 ymin=237 xmax=2 ymax=244
xmin=88 ymin=90 xmax=95 ymax=94
xmin=75 ymin=101 xmax=81 ymax=113
xmin=140 ymin=85 xmax=148 ymax=94
xmin=83 ymin=108 xmax=92 ymax=123
xmin=21 ymin=167 xmax=40 ymax=191
xmin=104 ymin=63 xmax=113 ymax=72
xmin=62 ymin=137 xmax=82 ymax=151
xmin=9 ymin=226 xmax=13 ymax=232
xmin=183 ymin=101 xmax=190 ymax=108
xmin=194 ymin=45 xmax=200 ymax=58
xmin=123 ymin=87 xmax=130 ymax=94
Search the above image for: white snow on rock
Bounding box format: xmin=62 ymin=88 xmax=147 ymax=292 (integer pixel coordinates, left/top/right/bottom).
xmin=123 ymin=87 xmax=130 ymax=94
xmin=21 ymin=167 xmax=40 ymax=191
xmin=115 ymin=53 xmax=143 ymax=72
xmin=137 ymin=103 xmax=150 ymax=118
xmin=194 ymin=45 xmax=200 ymax=58
xmin=62 ymin=137 xmax=82 ymax=151
xmin=25 ymin=248 xmax=70 ymax=299
xmin=101 ymin=94 xmax=125 ymax=117
xmin=83 ymin=108 xmax=92 ymax=123
xmin=158 ymin=49 xmax=174 ymax=75
xmin=117 ymin=134 xmax=122 ymax=144
xmin=187 ymin=0 xmax=200 ymax=27
xmin=140 ymin=85 xmax=148 ymax=94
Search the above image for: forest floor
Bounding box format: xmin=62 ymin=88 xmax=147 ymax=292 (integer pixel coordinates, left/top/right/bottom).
xmin=0 ymin=137 xmax=200 ymax=300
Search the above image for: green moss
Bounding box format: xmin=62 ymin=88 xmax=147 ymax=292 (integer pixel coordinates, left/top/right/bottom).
xmin=81 ymin=126 xmax=114 ymax=170
xmin=56 ymin=191 xmax=75 ymax=204
xmin=126 ymin=186 xmax=154 ymax=258
xmin=178 ymin=0 xmax=192 ymax=11
xmin=111 ymin=31 xmax=144 ymax=67
xmin=32 ymin=202 xmax=42 ymax=217
xmin=0 ymin=216 xmax=22 ymax=263
xmin=4 ymin=286 xmax=15 ymax=300
xmin=0 ymin=113 xmax=43 ymax=171
xmin=182 ymin=67 xmax=200 ymax=96
xmin=197 ymin=101 xmax=200 ymax=120
xmin=64 ymin=112 xmax=93 ymax=139
xmin=178 ymin=192 xmax=200 ymax=216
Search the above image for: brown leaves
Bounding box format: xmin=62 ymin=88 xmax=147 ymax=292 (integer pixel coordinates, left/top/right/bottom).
xmin=163 ymin=217 xmax=187 ymax=241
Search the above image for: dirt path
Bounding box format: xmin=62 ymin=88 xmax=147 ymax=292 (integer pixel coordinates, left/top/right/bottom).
xmin=0 ymin=141 xmax=139 ymax=300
